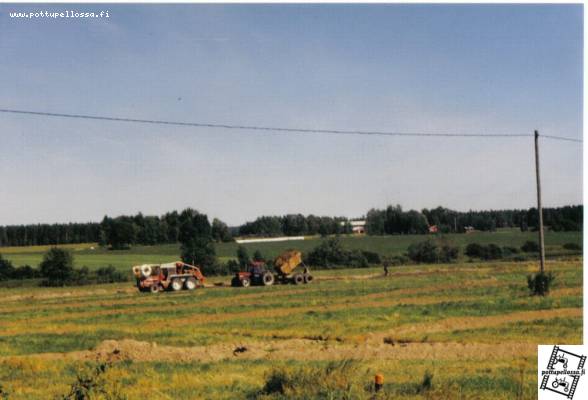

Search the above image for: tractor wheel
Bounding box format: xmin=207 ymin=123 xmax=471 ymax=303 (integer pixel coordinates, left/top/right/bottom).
xmin=231 ymin=277 xmax=241 ymax=287
xmin=241 ymin=277 xmax=251 ymax=288
xmin=262 ymin=272 xmax=275 ymax=286
xmin=171 ymin=278 xmax=183 ymax=291
xmin=293 ymin=273 xmax=304 ymax=285
xmin=150 ymin=285 xmax=159 ymax=293
xmin=304 ymin=274 xmax=314 ymax=284
xmin=184 ymin=277 xmax=197 ymax=291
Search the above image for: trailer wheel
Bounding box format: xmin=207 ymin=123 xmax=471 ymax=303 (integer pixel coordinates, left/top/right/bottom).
xmin=304 ymin=274 xmax=314 ymax=284
xmin=293 ymin=273 xmax=304 ymax=285
xmin=262 ymin=272 xmax=275 ymax=286
xmin=184 ymin=277 xmax=197 ymax=291
xmin=170 ymin=278 xmax=183 ymax=291
xmin=150 ymin=285 xmax=159 ymax=293
xmin=241 ymin=277 xmax=251 ymax=288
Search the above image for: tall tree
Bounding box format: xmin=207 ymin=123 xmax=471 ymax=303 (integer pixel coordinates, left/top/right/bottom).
xmin=101 ymin=216 xmax=137 ymax=250
xmin=237 ymin=246 xmax=250 ymax=268
xmin=211 ymin=218 xmax=232 ymax=242
xmin=39 ymin=248 xmax=75 ymax=286
xmin=0 ymin=254 xmax=15 ymax=281
xmin=178 ymin=208 xmax=216 ymax=268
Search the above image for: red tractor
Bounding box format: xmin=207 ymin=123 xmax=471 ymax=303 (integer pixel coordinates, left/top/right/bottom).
xmin=132 ymin=261 xmax=205 ymax=293
xmin=231 ymin=250 xmax=313 ymax=287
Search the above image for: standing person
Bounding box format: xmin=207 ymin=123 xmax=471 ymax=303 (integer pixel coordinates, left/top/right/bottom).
xmin=383 ymin=259 xmax=390 ymax=277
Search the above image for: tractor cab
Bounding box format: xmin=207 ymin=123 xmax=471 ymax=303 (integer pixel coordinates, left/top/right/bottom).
xmin=232 ymin=261 xmax=261 ymax=287
xmin=249 ymin=261 xmax=266 ymax=276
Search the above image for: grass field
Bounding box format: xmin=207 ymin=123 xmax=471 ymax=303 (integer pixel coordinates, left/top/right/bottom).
xmin=0 ymin=255 xmax=582 ymax=399
xmin=0 ymin=229 xmax=582 ymax=272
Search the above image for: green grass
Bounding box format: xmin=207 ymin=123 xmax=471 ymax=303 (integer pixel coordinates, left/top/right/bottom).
xmin=1 ymin=263 xmax=578 ymax=344
xmin=0 ymin=232 xmax=582 ymax=398
xmin=0 ymin=229 xmax=581 ymax=272
xmin=0 ymin=257 xmax=581 ymax=399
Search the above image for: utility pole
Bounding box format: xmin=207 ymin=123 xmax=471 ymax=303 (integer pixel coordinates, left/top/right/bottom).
xmin=534 ymin=130 xmax=546 ymax=273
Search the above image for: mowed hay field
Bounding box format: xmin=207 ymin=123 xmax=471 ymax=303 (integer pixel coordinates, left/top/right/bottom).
xmin=0 ymin=257 xmax=582 ymax=399
xmin=0 ymin=229 xmax=582 ymax=272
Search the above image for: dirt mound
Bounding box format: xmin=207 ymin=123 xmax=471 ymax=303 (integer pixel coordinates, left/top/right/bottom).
xmin=4 ymin=306 xmax=575 ymax=364
xmin=80 ymin=339 xmax=268 ymax=363
xmin=17 ymin=336 xmax=539 ymax=364
xmin=91 ymin=339 xmax=157 ymax=362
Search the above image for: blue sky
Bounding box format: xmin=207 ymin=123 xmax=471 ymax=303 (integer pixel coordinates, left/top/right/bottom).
xmin=0 ymin=4 xmax=583 ymax=225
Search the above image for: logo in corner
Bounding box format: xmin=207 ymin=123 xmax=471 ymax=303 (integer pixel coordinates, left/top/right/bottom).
xmin=539 ymin=345 xmax=586 ymax=399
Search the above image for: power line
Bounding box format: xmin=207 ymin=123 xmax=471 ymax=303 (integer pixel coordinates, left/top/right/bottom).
xmin=540 ymin=134 xmax=583 ymax=143
xmin=0 ymin=107 xmax=581 ymax=142
xmin=0 ymin=108 xmax=525 ymax=137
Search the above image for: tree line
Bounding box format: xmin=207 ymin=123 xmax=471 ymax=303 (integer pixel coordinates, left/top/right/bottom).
xmin=0 ymin=210 xmax=233 ymax=249
xmin=0 ymin=223 xmax=101 ymax=247
xmin=365 ymin=205 xmax=582 ymax=235
xmin=99 ymin=210 xmax=232 ymax=250
xmin=238 ymin=215 xmax=353 ymax=237
xmin=0 ymin=204 xmax=582 ymax=248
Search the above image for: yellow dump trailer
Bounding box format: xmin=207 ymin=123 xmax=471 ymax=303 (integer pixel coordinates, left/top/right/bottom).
xmin=232 ymin=250 xmax=313 ymax=287
xmin=273 ymin=250 xmax=313 ymax=284
xmin=274 ymin=250 xmax=303 ymax=275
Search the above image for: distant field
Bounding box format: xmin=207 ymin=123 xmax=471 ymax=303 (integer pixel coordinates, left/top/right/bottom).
xmin=0 ymin=229 xmax=581 ymax=272
xmin=217 ymin=229 xmax=581 ymax=259
xmin=0 ymin=257 xmax=582 ymax=399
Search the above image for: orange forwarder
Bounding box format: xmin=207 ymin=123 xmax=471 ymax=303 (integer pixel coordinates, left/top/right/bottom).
xmin=132 ymin=261 xmax=205 ymax=293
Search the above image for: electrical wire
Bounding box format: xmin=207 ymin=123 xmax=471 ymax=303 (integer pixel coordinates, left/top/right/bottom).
xmin=0 ymin=107 xmax=582 ymax=142
xmin=540 ymin=134 xmax=583 ymax=143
